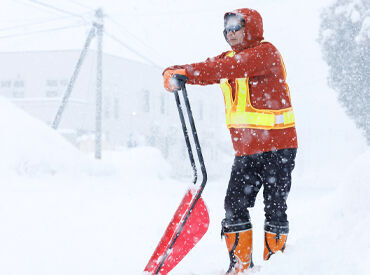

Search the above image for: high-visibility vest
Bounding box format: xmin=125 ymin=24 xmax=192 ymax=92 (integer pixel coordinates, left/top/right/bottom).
xmin=220 ymin=51 xmax=295 ymax=130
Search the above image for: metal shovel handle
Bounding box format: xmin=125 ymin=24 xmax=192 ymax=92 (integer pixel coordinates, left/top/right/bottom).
xmin=153 ymin=75 xmax=208 ymax=274
xmin=173 ymin=74 xmax=207 ymax=187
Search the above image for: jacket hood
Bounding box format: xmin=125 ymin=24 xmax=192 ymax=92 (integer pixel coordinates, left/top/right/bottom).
xmin=224 ymin=8 xmax=264 ymax=52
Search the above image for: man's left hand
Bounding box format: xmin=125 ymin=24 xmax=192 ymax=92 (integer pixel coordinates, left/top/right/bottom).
xmin=163 ymin=69 xmax=187 ymax=92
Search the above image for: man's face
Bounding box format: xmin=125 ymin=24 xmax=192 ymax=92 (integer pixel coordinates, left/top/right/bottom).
xmin=224 ymin=15 xmax=245 ymax=47
xmin=226 ymin=27 xmax=245 ymax=46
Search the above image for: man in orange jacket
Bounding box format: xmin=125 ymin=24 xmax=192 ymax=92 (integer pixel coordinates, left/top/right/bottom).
xmin=163 ymin=8 xmax=298 ymax=273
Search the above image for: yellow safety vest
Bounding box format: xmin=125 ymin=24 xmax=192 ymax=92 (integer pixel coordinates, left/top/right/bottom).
xmin=220 ymin=51 xmax=295 ymax=130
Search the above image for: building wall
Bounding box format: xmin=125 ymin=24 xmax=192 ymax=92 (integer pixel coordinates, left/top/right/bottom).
xmin=0 ymin=50 xmax=233 ymax=178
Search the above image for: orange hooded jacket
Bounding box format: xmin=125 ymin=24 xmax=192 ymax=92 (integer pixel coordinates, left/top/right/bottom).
xmin=165 ymin=8 xmax=298 ymax=156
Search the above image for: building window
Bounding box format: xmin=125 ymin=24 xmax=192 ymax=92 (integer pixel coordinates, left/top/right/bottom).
xmin=13 ymin=80 xmax=24 ymax=88
xmin=60 ymin=79 xmax=68 ymax=86
xmin=12 ymin=90 xmax=24 ymax=98
xmin=160 ymin=94 xmax=165 ymax=114
xmin=143 ymin=90 xmax=150 ymax=112
xmin=46 ymin=90 xmax=58 ymax=97
xmin=114 ymin=98 xmax=120 ymax=119
xmin=46 ymin=80 xmax=58 ymax=87
xmin=12 ymin=79 xmax=25 ymax=98
xmin=105 ymin=97 xmax=111 ymax=119
xmin=1 ymin=80 xmax=11 ymax=88
xmin=45 ymin=79 xmax=68 ymax=97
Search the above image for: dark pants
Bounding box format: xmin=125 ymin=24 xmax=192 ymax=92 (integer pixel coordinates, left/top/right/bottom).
xmin=222 ymin=148 xmax=297 ymax=235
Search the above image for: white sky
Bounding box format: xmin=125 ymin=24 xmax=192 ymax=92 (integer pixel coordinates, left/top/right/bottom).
xmin=0 ymin=0 xmax=333 ymax=69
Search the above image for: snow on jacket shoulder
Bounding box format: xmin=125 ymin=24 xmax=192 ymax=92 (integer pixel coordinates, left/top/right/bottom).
xmin=184 ymin=42 xmax=278 ymax=82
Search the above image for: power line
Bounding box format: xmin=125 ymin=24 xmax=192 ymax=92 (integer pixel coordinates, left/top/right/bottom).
xmin=65 ymin=0 xmax=95 ymax=11
xmin=2 ymin=3 xmax=164 ymax=69
xmin=106 ymin=15 xmax=143 ymax=42
xmin=13 ymin=0 xmax=64 ymax=18
xmin=0 ymin=14 xmax=83 ymax=33
xmin=106 ymin=15 xmax=171 ymax=64
xmin=107 ymin=8 xmax=222 ymax=18
xmin=28 ymin=0 xmax=88 ymax=22
xmin=0 ymin=23 xmax=86 ymax=40
xmin=104 ymin=30 xmax=163 ymax=70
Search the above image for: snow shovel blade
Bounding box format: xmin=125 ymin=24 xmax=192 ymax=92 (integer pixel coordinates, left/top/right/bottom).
xmin=144 ymin=188 xmax=209 ymax=275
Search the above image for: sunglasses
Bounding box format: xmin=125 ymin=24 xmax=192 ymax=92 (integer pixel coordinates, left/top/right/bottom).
xmin=224 ymin=24 xmax=243 ymax=34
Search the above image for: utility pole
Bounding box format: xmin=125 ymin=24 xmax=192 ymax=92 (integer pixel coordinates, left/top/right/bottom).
xmin=94 ymin=8 xmax=103 ymax=159
xmin=52 ymin=26 xmax=96 ymax=130
xmin=52 ymin=8 xmax=104 ymax=160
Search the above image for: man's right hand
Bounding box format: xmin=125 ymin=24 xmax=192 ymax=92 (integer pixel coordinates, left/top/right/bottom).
xmin=163 ymin=69 xmax=187 ymax=92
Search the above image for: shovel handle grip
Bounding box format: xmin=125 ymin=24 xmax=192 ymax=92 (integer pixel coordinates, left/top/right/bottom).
xmin=173 ymin=74 xmax=207 ymax=186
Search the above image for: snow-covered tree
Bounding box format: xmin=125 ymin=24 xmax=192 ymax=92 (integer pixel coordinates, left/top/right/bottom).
xmin=319 ymin=0 xmax=370 ymax=144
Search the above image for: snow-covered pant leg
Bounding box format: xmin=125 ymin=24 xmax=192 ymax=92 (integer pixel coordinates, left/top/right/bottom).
xmin=223 ymin=154 xmax=263 ymax=231
xmin=262 ymin=148 xmax=296 ymax=233
xmin=223 ymin=149 xmax=297 ymax=233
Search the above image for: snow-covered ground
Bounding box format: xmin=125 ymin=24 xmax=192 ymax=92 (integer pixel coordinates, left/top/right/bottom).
xmin=0 ymin=96 xmax=369 ymax=275
xmin=1 ymin=0 xmax=370 ymax=274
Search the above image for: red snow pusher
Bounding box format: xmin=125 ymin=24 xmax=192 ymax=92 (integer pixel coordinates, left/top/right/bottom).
xmin=144 ymin=75 xmax=209 ymax=274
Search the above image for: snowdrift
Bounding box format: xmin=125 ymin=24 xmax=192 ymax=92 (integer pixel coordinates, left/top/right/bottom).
xmin=260 ymin=149 xmax=370 ymax=275
xmin=0 ymin=96 xmax=99 ymax=176
xmin=0 ymin=96 xmax=171 ymax=180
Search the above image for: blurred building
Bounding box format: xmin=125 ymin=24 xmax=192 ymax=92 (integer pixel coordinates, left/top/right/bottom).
xmin=0 ymin=50 xmax=233 ymax=177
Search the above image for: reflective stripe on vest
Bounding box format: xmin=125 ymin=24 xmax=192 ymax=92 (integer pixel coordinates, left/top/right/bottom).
xmin=220 ymin=51 xmax=295 ymax=130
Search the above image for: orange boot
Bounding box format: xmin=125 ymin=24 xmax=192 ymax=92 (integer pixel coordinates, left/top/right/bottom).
xmin=224 ymin=229 xmax=253 ymax=274
xmin=263 ymin=231 xmax=288 ymax=260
